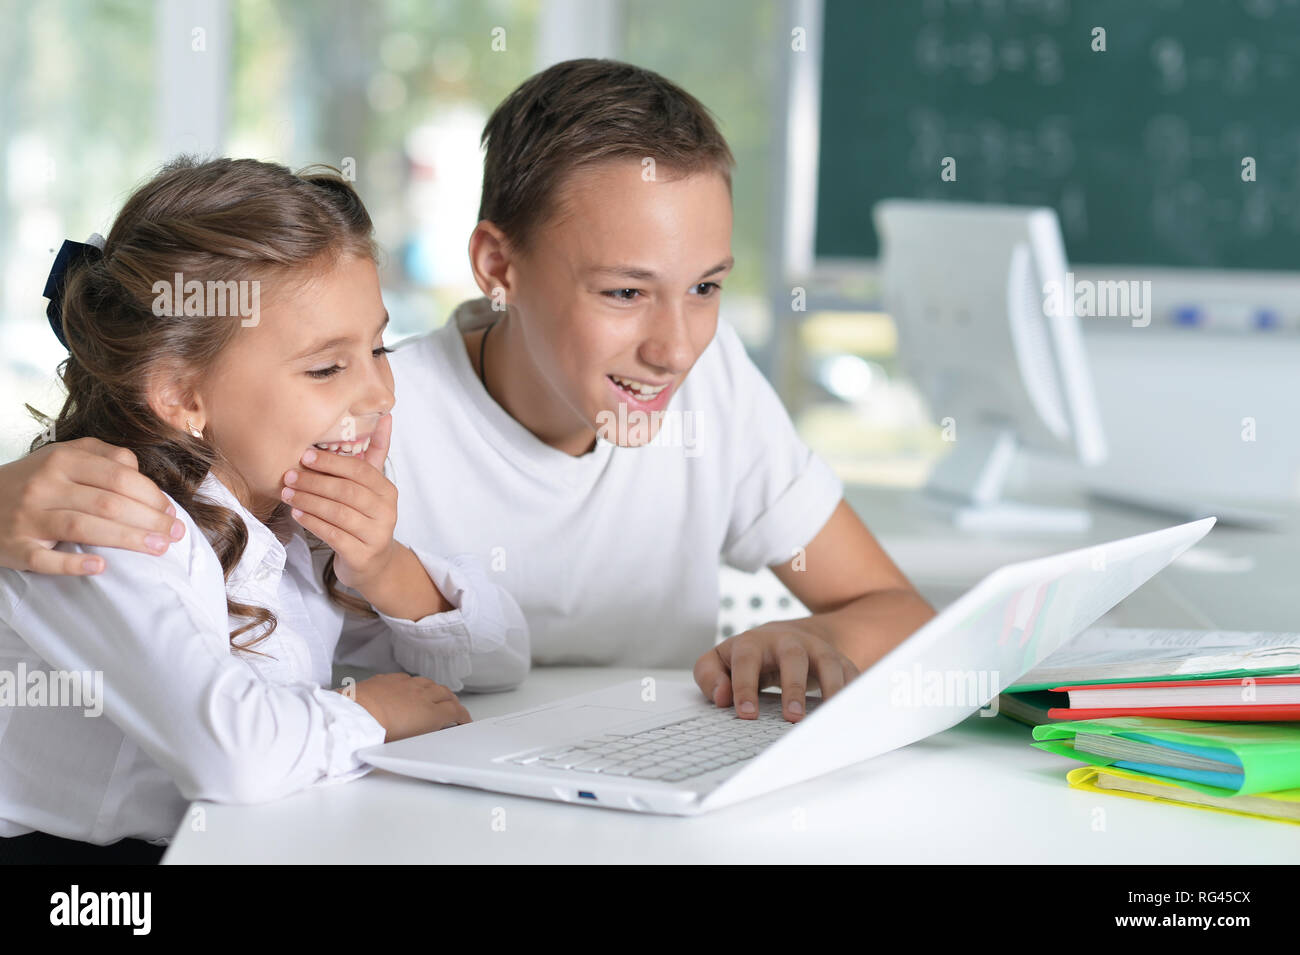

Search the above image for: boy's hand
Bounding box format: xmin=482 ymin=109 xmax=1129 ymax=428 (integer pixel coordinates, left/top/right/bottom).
xmin=693 ymin=623 xmax=862 ymax=723
xmin=0 ymin=437 xmax=184 ymax=575
xmin=282 ymin=413 xmax=398 ymax=592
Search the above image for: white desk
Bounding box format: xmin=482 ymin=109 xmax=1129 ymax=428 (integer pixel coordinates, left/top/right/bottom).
xmin=163 ymin=665 xmax=1300 ymax=864
xmin=164 ymin=485 xmax=1300 ymax=864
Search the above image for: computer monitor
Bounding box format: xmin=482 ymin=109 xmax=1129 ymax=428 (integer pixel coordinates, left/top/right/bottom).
xmin=873 ymin=200 xmax=1108 ymax=532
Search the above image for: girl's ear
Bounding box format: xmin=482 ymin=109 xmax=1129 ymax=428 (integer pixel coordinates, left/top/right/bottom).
xmin=146 ymin=366 xmax=206 ymax=437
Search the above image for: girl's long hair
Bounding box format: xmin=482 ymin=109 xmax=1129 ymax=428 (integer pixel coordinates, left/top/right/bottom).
xmin=27 ymin=156 xmax=382 ymax=654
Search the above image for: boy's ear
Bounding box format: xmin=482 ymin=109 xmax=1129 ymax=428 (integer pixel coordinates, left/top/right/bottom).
xmin=467 ymin=220 xmax=518 ymax=302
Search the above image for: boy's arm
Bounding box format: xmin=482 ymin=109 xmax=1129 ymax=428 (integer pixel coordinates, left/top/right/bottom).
xmin=772 ymin=498 xmax=936 ymax=667
xmin=698 ymin=499 xmax=935 ymax=721
xmin=0 ymin=437 xmax=183 ymax=574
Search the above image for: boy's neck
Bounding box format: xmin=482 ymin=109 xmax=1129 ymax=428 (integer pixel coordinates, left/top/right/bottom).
xmin=470 ymin=313 xmax=598 ymax=458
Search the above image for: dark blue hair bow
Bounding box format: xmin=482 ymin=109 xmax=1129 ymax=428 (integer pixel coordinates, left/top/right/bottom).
xmin=43 ymin=235 xmax=105 ymax=350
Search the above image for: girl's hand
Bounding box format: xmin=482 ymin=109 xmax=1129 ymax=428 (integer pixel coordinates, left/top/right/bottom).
xmin=341 ymin=672 xmax=471 ymax=742
xmin=693 ymin=622 xmax=862 ymax=723
xmin=282 ymin=412 xmax=398 ymax=593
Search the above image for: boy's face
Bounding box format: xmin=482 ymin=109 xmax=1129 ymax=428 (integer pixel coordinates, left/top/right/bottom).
xmin=504 ymin=159 xmax=733 ymax=448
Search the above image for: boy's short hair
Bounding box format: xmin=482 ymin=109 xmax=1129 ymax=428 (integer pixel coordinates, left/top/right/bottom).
xmin=478 ymin=58 xmax=736 ymax=254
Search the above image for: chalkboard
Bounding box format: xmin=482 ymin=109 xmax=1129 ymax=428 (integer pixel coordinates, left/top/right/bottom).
xmin=814 ymin=0 xmax=1300 ymax=270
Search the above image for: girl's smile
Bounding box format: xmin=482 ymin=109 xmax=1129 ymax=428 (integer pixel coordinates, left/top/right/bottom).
xmin=310 ymin=411 xmax=383 ymax=457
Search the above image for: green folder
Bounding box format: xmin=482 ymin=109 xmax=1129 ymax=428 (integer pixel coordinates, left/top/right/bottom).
xmin=1031 ymin=716 xmax=1300 ymax=796
xmin=1008 ymin=664 xmax=1299 ymax=693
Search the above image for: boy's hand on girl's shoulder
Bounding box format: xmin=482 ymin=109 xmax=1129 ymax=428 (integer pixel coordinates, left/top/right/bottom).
xmin=0 ymin=436 xmax=184 ymax=575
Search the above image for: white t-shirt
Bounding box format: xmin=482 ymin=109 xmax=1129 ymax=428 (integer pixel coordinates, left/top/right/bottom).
xmin=384 ymin=297 xmax=844 ymax=669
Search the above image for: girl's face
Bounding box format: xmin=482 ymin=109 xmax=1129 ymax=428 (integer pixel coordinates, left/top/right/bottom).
xmin=189 ymin=253 xmax=395 ymax=520
xmin=499 ymin=160 xmax=734 ymax=451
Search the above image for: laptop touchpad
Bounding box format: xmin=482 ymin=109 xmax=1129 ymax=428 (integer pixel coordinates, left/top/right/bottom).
xmin=493 ymin=704 xmax=645 ymax=738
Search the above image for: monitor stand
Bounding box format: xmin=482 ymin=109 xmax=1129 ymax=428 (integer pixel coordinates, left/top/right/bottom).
xmin=923 ymin=424 xmax=1092 ymax=534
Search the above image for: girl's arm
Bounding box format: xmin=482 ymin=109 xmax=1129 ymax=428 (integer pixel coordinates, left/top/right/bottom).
xmin=0 ymin=535 xmax=387 ymax=805
xmin=284 ymin=414 xmax=530 ymax=693
xmin=346 ymin=541 xmax=452 ymax=620
xmin=334 ymin=545 xmax=532 ymax=694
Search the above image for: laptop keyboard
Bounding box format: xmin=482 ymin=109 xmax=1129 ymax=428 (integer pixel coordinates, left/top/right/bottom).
xmin=507 ymin=694 xmax=821 ymax=783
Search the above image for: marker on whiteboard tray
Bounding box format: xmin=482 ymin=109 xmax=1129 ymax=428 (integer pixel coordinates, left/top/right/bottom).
xmin=1254 ymin=308 xmax=1279 ymax=330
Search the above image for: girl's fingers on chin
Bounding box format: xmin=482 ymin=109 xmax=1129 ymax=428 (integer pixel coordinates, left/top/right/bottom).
xmin=290 ymin=508 xmax=332 ymax=544
xmin=303 ymin=447 xmax=383 ymax=486
xmin=286 ymin=485 xmax=379 ymax=530
xmin=284 ymin=489 xmax=354 ymax=530
xmin=291 ymin=508 xmax=367 ymax=561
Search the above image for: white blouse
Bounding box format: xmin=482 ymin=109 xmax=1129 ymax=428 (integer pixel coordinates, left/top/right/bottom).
xmin=0 ymin=470 xmax=529 ymax=846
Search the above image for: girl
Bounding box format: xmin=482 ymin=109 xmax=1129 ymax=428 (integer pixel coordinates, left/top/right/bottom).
xmin=0 ymin=157 xmax=528 ymax=863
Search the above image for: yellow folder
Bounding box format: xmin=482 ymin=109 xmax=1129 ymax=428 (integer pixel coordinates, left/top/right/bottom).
xmin=1066 ymin=764 xmax=1300 ymax=825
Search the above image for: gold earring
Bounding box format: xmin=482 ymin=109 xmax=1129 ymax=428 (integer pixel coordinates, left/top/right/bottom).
xmin=186 ymin=417 xmax=202 ymax=439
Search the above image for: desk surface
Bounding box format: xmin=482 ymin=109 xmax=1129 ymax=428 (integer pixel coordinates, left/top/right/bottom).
xmin=165 ymin=485 xmax=1298 ymax=863
xmin=164 ymin=665 xmax=1300 ymax=864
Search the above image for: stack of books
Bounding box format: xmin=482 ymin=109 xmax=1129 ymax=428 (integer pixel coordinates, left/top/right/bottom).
xmin=1000 ymin=628 xmax=1300 ymax=824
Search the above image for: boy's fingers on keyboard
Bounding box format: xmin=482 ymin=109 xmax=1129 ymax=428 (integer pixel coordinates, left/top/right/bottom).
xmin=728 ymin=640 xmax=763 ymax=718
xmin=777 ymin=640 xmax=809 ymax=720
xmin=693 ymin=652 xmax=731 ymax=706
xmin=712 ymin=673 xmax=733 ymax=708
xmin=813 ymin=654 xmax=849 ymax=700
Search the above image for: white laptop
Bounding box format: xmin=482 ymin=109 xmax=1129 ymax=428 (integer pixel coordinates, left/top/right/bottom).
xmin=360 ymin=517 xmax=1214 ymax=816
